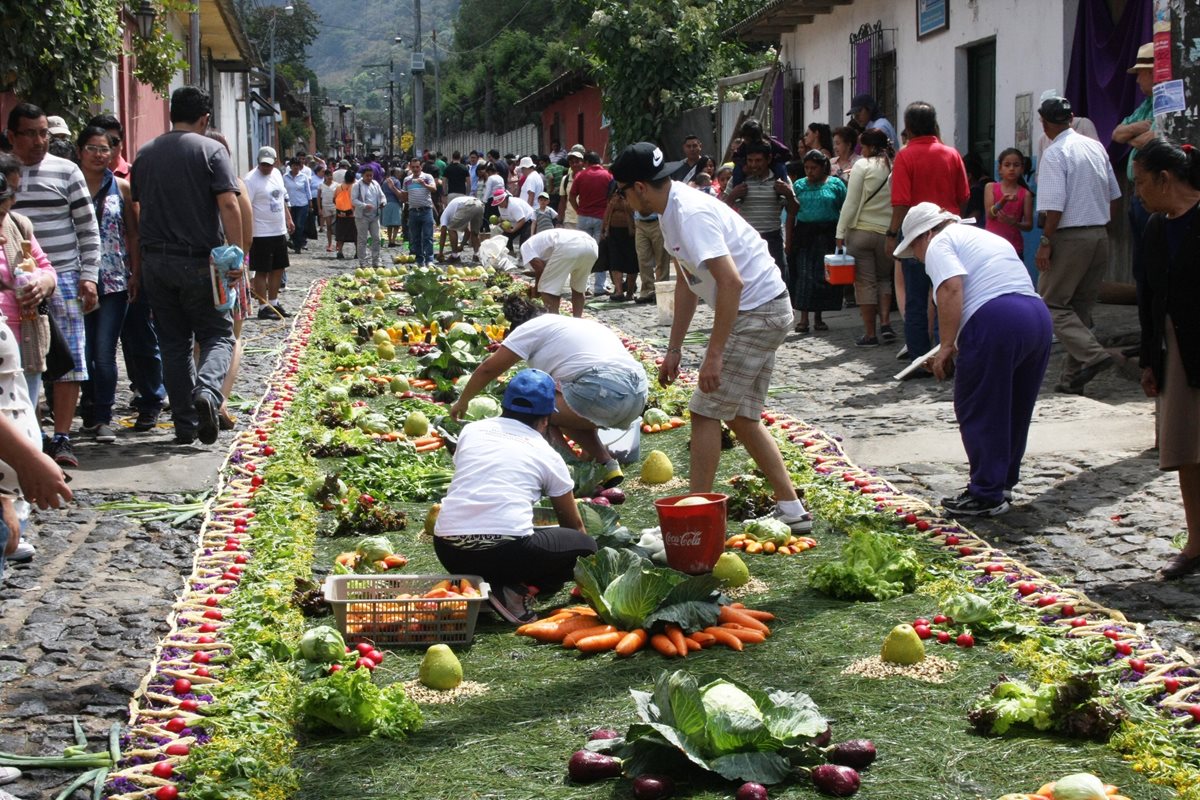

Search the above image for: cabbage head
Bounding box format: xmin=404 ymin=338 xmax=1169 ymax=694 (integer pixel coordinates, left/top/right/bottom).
xmin=465 ymin=396 xmax=501 ymax=420
xmin=356 ymin=536 xmax=393 ymax=562
xmin=299 ymin=625 xmax=346 ymax=663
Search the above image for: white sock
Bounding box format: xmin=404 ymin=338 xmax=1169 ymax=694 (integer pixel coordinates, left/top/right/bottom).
xmin=777 ymin=499 xmax=806 ymax=516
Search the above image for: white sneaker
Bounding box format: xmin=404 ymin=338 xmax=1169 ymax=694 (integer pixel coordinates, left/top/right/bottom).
xmin=768 ymin=505 xmax=815 ymax=533
xmin=8 ymin=538 xmax=34 ymax=563
xmin=0 ymin=766 xmax=21 ymax=785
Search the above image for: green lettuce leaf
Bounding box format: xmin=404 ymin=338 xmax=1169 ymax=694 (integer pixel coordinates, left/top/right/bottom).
xmin=809 ymin=527 xmax=922 ymax=601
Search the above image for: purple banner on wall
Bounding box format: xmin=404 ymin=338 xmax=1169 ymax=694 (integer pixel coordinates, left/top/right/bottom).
xmin=855 ymin=41 xmax=872 ymax=96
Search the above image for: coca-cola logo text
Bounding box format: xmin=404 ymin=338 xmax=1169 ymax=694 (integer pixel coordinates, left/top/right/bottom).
xmin=664 ymin=530 xmax=704 ymax=547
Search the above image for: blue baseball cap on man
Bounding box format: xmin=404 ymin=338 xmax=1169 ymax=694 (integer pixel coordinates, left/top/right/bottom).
xmin=502 ymin=369 xmax=557 ymax=416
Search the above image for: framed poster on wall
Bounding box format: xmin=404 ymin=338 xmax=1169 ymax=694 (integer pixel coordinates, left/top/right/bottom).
xmin=917 ymin=0 xmax=949 ymax=39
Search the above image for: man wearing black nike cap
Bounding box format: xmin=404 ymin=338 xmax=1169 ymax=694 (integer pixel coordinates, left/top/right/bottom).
xmin=610 ymin=142 xmax=814 ymax=532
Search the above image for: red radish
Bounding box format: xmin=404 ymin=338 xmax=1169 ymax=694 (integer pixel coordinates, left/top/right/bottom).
xmin=904 ymin=513 xmax=918 ymax=524
xmin=215 ymin=586 xmax=232 ymax=595
xmin=172 ymin=679 xmax=192 ymax=695
xmin=1069 ymin=617 xmax=1088 ymax=628
xmin=356 ymin=642 xmax=375 ymax=655
xmin=932 ymin=614 xmax=949 ymax=625
xmin=944 ymin=534 xmax=960 ymax=546
xmin=205 ymin=597 xmax=220 ymax=607
xmin=1061 ymin=604 xmax=1076 ymax=616
xmin=368 ymin=649 xmax=385 ymax=664
xmin=912 ymin=618 xmax=930 ymax=627
xmin=234 ymin=554 xmax=248 ymax=564
xmin=355 ymin=657 xmax=376 ymax=670
xmin=1036 ymin=596 xmax=1057 ymax=607
xmin=915 ymin=520 xmax=930 ymax=532
xmin=151 ymin=761 xmax=174 ymax=779
xmin=203 ymin=609 xmax=223 ymax=620
xmin=1103 ymin=630 xmax=1120 ymax=640
xmin=165 ymin=718 xmax=187 ymax=733
xmin=329 ymin=664 xmax=342 ymax=674
xmin=165 ymin=743 xmax=189 ymax=756
xmin=192 ymin=651 xmax=211 ymax=663
xmin=198 ymin=623 xmax=218 ymax=633
xmin=1016 ymin=582 xmax=1037 ymax=596
xmin=1129 ymin=658 xmax=1146 ymax=673
xmin=155 ymin=786 xmax=179 ymax=800
xmin=1114 ymin=642 xmax=1133 ymax=656
xmin=194 ymin=667 xmax=211 ymax=678
xmin=956 ymin=633 xmax=975 ymax=648
xmin=1164 ymin=677 xmax=1181 ymax=693
xmin=958 ymin=546 xmax=972 ymax=556
xmin=179 ymin=699 xmax=199 ymax=712
xmin=197 ymin=636 xmax=215 ymax=645
xmin=936 ymin=631 xmax=951 ymax=644
xmin=1186 ymin=704 xmax=1200 ymax=722
xmin=914 ymin=624 xmax=932 ymax=640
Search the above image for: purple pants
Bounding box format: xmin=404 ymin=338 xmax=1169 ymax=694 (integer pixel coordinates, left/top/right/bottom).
xmin=954 ymin=293 xmax=1052 ymax=502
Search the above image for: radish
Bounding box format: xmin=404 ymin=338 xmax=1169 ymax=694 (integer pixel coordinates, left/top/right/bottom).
xmin=956 ymin=633 xmax=975 ymax=648
xmin=151 ymin=761 xmax=174 ymax=779
xmin=1164 ymin=677 xmax=1181 ymax=693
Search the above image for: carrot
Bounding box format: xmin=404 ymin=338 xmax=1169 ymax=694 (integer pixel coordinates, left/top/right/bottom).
xmin=702 ymin=626 xmax=744 ymax=651
xmin=688 ymin=631 xmax=717 ymax=648
xmin=522 ymin=615 xmax=599 ymax=643
xmin=411 ymin=436 xmax=442 ymax=447
xmin=649 ymin=633 xmax=678 ymax=657
xmin=415 ymin=442 xmax=443 ymax=453
xmin=665 ymin=625 xmax=688 ymax=658
xmin=729 ymin=605 xmax=776 ymax=622
xmin=684 ymin=637 xmax=701 ymax=651
xmin=576 ymin=631 xmax=624 ymax=653
xmin=719 ymin=624 xmax=767 ymax=644
xmin=615 ymin=629 xmax=648 ymax=657
xmin=563 ymin=624 xmax=618 ymax=648
xmin=719 ymin=605 xmax=771 ymax=634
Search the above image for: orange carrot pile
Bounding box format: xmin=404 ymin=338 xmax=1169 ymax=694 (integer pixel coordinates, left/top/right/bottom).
xmin=514 ymin=602 xmax=777 ymax=657
xmin=641 ymin=418 xmax=686 ymax=434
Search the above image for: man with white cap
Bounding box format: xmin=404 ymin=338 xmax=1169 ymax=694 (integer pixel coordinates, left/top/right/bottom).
xmin=517 ymin=155 xmax=544 ymax=208
xmin=1112 ymin=41 xmax=1157 ymax=302
xmin=243 ymin=145 xmax=294 ymax=319
xmin=1035 ymin=94 xmax=1123 ymax=394
xmin=610 ymin=141 xmax=814 ymax=532
xmin=46 ymin=115 xmax=71 ymax=141
xmin=490 ymin=188 xmax=535 ymax=251
xmin=894 ymin=203 xmax=1052 ymax=516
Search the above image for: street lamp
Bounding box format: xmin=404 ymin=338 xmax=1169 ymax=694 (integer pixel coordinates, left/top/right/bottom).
xmin=267 ymin=1 xmax=295 ymax=145
xmin=133 ymin=0 xmax=157 ymax=39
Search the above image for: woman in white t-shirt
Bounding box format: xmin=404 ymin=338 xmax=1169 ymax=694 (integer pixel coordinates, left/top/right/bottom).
xmin=435 ymin=369 xmax=593 ymax=624
xmin=893 ymin=203 xmax=1051 ymax=519
xmin=449 ymin=295 xmax=648 ymax=488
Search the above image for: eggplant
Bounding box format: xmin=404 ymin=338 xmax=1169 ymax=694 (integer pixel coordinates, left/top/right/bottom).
xmin=587 ymin=728 xmax=620 ymax=741
xmin=735 ymin=782 xmax=769 ymax=800
xmin=598 ymin=487 xmax=627 ymax=505
xmin=826 ymin=739 xmax=876 ymax=770
xmin=567 ymin=750 xmax=622 ymax=783
xmin=631 ymin=774 xmax=674 ymax=799
xmin=814 ymin=726 xmax=832 ymax=747
xmin=811 ymin=764 xmax=861 ymax=796
xmin=590 ymin=496 xmax=612 ymax=507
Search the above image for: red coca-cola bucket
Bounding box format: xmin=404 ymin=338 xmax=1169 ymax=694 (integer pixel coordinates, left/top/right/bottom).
xmin=653 ymin=493 xmax=728 ymax=575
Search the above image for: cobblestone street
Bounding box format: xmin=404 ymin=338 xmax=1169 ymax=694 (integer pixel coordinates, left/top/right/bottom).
xmin=1 ymin=249 xmax=1196 ymax=797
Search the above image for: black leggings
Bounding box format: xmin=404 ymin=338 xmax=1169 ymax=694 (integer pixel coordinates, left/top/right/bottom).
xmin=434 ymin=528 xmax=597 ymax=593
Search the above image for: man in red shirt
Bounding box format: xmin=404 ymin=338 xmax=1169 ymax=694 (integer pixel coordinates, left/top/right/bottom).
xmin=568 ymin=151 xmax=613 ymax=294
xmin=885 ymin=102 xmax=970 ymax=365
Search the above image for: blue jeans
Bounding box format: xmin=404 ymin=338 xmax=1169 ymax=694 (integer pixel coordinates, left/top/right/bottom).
xmin=121 ymin=289 xmax=166 ymax=412
xmin=408 ymin=206 xmax=434 ymax=265
xmin=80 ymin=290 xmax=129 ymax=425
xmin=289 ymin=205 xmax=309 ymax=252
xmin=561 ymin=364 xmax=649 ymax=430
xmin=902 ymin=258 xmax=933 ymax=357
xmin=140 ymin=252 xmax=234 ymax=435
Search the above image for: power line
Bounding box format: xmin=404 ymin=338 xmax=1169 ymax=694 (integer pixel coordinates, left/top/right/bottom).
xmin=432 ymin=0 xmax=539 ymax=55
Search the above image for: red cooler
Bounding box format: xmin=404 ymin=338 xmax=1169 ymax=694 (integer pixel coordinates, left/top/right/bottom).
xmin=653 ymin=493 xmax=728 ymax=575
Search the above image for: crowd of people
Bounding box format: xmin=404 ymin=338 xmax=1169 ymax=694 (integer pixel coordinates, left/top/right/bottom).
xmin=1 ymin=37 xmax=1197 ymax=591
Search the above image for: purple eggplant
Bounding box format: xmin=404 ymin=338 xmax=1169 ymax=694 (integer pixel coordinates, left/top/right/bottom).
xmin=590 ymin=496 xmax=612 ymax=507
xmin=631 ymin=774 xmax=674 ymax=799
xmin=826 ymin=739 xmax=876 ymax=770
xmin=568 ymin=750 xmax=622 ymax=783
xmin=598 ymin=487 xmax=627 ymax=505
xmin=735 ymin=782 xmax=769 ymax=800
xmin=811 ymin=764 xmax=860 ymax=796
xmin=814 ymin=726 xmax=832 ymax=747
xmin=587 ymin=728 xmax=620 ymax=741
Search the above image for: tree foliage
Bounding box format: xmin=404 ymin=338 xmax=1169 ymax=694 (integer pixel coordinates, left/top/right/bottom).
xmin=575 ymin=0 xmax=768 ymax=147
xmin=237 ymin=0 xmax=321 ymax=69
xmin=0 ymin=0 xmax=123 ymax=120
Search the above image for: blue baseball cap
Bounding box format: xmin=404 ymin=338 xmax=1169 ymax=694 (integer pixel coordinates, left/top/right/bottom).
xmin=502 ymin=368 xmax=557 ymax=416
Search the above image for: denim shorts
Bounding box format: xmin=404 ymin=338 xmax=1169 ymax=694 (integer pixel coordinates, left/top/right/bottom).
xmin=561 ymin=363 xmax=648 ymax=430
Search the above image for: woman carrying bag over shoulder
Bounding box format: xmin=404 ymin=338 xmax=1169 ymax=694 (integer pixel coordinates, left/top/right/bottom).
xmin=835 ymin=127 xmax=895 ymax=347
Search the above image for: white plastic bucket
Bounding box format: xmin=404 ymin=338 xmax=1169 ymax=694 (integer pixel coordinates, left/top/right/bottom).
xmin=477 ymin=234 xmax=514 ymax=272
xmin=655 ymin=280 xmax=675 ymax=326
xmin=598 ymin=416 xmax=642 ymax=465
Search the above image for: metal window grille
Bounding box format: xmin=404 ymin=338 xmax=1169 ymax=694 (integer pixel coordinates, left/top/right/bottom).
xmin=849 ymin=21 xmax=898 ymax=128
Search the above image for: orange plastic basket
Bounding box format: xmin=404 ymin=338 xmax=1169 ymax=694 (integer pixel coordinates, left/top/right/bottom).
xmin=323 ymin=573 xmax=490 ymax=647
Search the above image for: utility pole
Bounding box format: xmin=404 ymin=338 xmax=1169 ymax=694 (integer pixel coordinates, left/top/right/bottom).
xmin=432 ymin=29 xmax=441 ymax=143
xmin=1161 ymin=0 xmax=1199 ymax=143
xmin=412 ymin=0 xmax=425 ymax=156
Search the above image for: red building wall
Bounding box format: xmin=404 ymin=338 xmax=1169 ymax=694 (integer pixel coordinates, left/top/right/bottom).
xmin=539 ymin=85 xmax=608 ymax=157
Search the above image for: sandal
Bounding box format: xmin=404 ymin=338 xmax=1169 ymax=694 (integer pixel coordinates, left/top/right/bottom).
xmin=813 ymin=321 xmax=829 ymax=332
xmin=794 ymin=322 xmax=810 ymax=334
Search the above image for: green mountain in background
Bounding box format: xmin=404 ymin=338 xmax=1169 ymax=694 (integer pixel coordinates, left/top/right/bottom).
xmin=306 ymin=0 xmax=462 ymax=92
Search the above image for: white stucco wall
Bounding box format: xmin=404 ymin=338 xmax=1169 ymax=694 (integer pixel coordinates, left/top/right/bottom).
xmin=779 ymin=0 xmax=1077 ymax=160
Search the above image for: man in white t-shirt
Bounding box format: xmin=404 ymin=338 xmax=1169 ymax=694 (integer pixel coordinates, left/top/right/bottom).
xmin=894 ymin=203 xmax=1051 ymax=517
xmin=438 ymin=195 xmax=485 ymax=262
xmin=612 ymin=142 xmax=813 ymax=532
xmin=519 ymin=228 xmax=598 ymax=316
xmin=243 ymin=147 xmax=294 ymax=318
xmin=434 ymin=368 xmax=592 ymax=624
xmin=517 ymin=156 xmax=544 ymax=207
xmin=490 ymin=188 xmax=536 ymax=252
